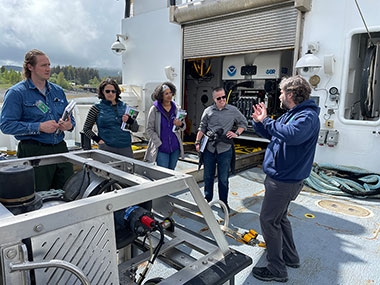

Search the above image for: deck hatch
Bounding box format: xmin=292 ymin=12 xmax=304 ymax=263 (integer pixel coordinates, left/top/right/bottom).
xmin=317 ymin=200 xmax=372 ymax=218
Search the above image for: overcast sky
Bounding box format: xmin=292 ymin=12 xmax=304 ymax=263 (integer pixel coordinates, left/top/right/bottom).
xmin=0 ymin=0 xmax=125 ymax=69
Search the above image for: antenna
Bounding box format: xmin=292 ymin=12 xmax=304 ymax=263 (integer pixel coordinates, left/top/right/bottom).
xmin=354 ymin=0 xmax=374 ymax=47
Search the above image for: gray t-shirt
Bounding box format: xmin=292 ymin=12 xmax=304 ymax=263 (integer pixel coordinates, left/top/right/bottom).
xmin=199 ymin=104 xmax=248 ymax=154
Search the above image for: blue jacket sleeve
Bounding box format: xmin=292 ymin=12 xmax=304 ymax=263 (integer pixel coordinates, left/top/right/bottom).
xmin=0 ymin=90 xmax=40 ymax=136
xmin=261 ymin=111 xmax=318 ymax=145
xmin=253 ymin=121 xmax=271 ymax=140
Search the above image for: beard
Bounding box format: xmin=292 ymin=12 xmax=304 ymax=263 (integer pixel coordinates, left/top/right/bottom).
xmin=280 ymin=100 xmax=290 ymax=110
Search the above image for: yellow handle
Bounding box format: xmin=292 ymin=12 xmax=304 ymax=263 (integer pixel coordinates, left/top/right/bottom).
xmin=249 ymin=229 xmax=258 ymax=238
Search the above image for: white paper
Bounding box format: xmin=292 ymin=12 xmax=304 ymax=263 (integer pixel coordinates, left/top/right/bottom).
xmin=199 ymin=135 xmax=209 ymax=153
xmin=56 ymin=100 xmax=76 ymax=135
xmin=121 ymin=105 xmax=139 ymax=131
xmin=172 ymin=109 xmax=187 ymax=132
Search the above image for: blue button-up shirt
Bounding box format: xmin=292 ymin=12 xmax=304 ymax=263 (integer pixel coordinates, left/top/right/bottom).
xmin=0 ymin=79 xmax=75 ymax=144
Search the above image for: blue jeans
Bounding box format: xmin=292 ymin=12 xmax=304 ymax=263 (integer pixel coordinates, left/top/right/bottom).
xmin=156 ymin=149 xmax=180 ymax=170
xmin=203 ymin=148 xmax=233 ymax=204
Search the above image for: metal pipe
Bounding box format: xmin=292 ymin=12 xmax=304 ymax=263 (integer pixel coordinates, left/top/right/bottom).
xmin=10 ymin=260 xmax=90 ymax=285
xmin=293 ymin=9 xmax=303 ymax=75
xmin=209 ymin=200 xmax=230 ymax=227
xmin=173 ymin=0 xmax=289 ymax=24
xmin=124 ymin=0 xmax=131 ymax=18
xmin=354 ymin=0 xmax=374 ymax=46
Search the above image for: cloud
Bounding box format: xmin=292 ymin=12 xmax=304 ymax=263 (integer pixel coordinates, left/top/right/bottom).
xmin=0 ymin=0 xmax=125 ymax=68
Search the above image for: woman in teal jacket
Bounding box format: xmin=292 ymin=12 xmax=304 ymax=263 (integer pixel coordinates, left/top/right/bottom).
xmin=83 ymin=78 xmax=138 ymax=157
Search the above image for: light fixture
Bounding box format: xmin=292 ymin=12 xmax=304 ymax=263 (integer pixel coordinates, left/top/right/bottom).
xmin=111 ymin=34 xmax=128 ymax=55
xmin=164 ymin=66 xmax=177 ymax=81
xmin=295 ymin=50 xmax=322 ymax=76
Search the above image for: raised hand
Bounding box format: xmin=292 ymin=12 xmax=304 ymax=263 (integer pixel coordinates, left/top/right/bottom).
xmin=252 ymin=102 xmax=267 ymax=123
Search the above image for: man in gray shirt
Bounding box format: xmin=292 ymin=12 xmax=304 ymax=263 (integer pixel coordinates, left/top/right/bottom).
xmin=195 ymin=87 xmax=247 ymax=211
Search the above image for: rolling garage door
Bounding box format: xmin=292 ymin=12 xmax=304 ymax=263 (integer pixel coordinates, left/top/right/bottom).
xmin=183 ymin=2 xmax=298 ymax=59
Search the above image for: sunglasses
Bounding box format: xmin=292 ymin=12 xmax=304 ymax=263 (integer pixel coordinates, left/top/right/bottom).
xmin=216 ymin=96 xmax=226 ymax=101
xmin=105 ymin=90 xmax=116 ymax=94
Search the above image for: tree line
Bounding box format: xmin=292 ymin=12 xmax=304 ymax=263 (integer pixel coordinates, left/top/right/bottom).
xmin=51 ymin=65 xmax=100 ymax=85
xmin=0 ymin=66 xmax=22 ymax=85
xmin=0 ymin=66 xmax=121 ymax=90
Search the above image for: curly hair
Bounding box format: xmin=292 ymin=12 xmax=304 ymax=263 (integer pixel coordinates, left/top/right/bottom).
xmin=98 ymin=78 xmax=121 ymax=101
xmin=23 ymin=49 xmax=46 ymax=79
xmin=152 ymin=82 xmax=176 ymax=102
xmin=279 ymin=75 xmax=312 ymax=105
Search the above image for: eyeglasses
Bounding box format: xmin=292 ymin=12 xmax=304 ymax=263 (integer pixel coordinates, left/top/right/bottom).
xmin=105 ymin=90 xmax=116 ymax=94
xmin=216 ymin=96 xmax=226 ymax=101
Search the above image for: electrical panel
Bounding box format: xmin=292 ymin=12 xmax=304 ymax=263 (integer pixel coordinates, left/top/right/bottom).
xmin=222 ymin=50 xmax=293 ymax=132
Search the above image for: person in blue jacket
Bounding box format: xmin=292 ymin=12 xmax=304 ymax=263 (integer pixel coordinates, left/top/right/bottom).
xmin=0 ymin=49 xmax=75 ymax=191
xmin=251 ymin=75 xmax=320 ymax=283
xmin=83 ymin=78 xmax=138 ymax=158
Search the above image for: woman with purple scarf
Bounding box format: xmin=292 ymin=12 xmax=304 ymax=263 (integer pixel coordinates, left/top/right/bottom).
xmin=144 ymin=82 xmax=186 ymax=169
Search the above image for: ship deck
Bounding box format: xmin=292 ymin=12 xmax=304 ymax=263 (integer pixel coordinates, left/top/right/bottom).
xmin=0 ymin=145 xmax=378 ymax=284
xmin=161 ymin=161 xmax=380 ymax=284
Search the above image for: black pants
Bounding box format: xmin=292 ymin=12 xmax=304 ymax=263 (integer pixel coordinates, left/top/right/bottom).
xmin=98 ymin=143 xmax=133 ymax=158
xmin=17 ymin=140 xmax=74 ymax=191
xmin=260 ymin=176 xmax=303 ymax=277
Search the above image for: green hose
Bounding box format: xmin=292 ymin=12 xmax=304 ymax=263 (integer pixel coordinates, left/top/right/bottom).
xmin=304 ymin=163 xmax=380 ymax=198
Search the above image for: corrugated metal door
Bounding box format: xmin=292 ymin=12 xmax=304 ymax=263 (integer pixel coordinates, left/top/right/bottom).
xmin=183 ymin=2 xmax=298 ymax=59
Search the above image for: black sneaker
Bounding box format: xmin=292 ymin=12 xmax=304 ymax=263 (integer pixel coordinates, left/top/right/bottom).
xmin=285 ymin=262 xmax=300 ymax=268
xmin=252 ymin=267 xmax=288 ymax=282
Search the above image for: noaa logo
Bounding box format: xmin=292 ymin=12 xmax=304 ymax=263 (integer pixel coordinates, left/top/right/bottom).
xmin=227 ymin=65 xmax=237 ymax=77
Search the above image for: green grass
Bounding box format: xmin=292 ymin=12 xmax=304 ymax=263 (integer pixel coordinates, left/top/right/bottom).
xmin=0 ymin=83 xmax=12 ymax=89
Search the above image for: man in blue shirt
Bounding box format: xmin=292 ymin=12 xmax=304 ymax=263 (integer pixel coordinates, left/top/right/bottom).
xmin=251 ymin=75 xmax=320 ymax=282
xmin=0 ymin=49 xmax=75 ymax=191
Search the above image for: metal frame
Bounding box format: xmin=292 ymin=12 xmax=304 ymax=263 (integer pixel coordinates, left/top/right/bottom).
xmin=0 ymin=150 xmax=251 ymax=284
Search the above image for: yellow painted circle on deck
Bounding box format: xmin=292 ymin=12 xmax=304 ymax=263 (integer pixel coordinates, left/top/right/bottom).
xmin=305 ymin=213 xmax=315 ymax=218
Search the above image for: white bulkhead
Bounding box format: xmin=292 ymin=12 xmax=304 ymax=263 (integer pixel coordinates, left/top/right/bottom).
xmin=119 ymin=0 xmax=380 ymax=172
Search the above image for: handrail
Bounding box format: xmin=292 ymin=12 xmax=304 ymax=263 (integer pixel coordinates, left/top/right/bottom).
xmin=10 ymin=259 xmax=90 ymax=285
